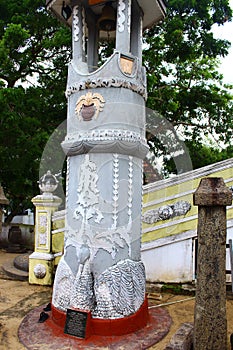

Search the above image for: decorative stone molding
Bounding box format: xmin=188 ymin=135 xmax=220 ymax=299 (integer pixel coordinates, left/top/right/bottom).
xmin=82 ymin=7 xmax=86 ymax=52
xmin=142 ymin=200 xmax=191 ymax=224
xmin=62 ymin=129 xmax=149 ymax=159
xmin=66 ymin=77 xmax=147 ymax=99
xmin=73 ymin=6 xmax=79 ymax=42
xmin=118 ymin=0 xmax=126 ymax=33
xmin=62 ymin=138 xmax=148 ymax=159
xmin=127 ymin=0 xmax=131 ymax=34
xmin=128 ymin=156 xmax=133 ymax=224
xmin=29 ymin=252 xmax=54 ymax=260
xmin=112 ymin=154 xmax=119 ymax=229
xmin=66 ymin=157 xmax=70 ymax=206
xmin=33 ymin=264 xmax=47 ymax=279
xmin=66 ymin=129 xmax=145 ymax=143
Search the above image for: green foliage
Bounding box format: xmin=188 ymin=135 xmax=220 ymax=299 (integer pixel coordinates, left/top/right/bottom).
xmin=0 ymin=0 xmax=71 ymax=219
xmin=144 ymin=0 xmax=233 ymax=173
xmin=161 ymin=283 xmax=195 ymax=295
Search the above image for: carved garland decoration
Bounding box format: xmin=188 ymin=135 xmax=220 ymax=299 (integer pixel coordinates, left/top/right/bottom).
xmin=66 ymin=78 xmax=147 ymax=99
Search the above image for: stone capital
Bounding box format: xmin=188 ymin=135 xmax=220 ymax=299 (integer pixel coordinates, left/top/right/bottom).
xmin=193 ymin=177 xmax=232 ymax=207
xmin=32 ymin=194 xmax=62 ymax=208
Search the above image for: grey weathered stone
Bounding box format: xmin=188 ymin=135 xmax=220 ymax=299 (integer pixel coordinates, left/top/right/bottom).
xmin=193 ymin=177 xmax=232 ymax=350
xmin=165 ymin=322 xmax=193 ymax=350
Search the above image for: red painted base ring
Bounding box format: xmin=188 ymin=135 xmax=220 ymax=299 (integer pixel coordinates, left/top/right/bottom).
xmin=51 ymin=298 xmax=149 ymax=336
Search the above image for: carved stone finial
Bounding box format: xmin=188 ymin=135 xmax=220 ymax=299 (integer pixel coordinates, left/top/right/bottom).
xmin=38 ymin=170 xmax=59 ymax=194
xmin=194 ymin=177 xmax=232 ymax=207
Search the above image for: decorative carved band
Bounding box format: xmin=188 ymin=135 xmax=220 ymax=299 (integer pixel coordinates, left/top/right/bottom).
xmin=66 ymin=129 xmax=145 ymax=142
xmin=66 ymin=77 xmax=147 ymax=99
xmin=73 ymin=6 xmax=79 ymax=42
xmin=142 ymin=200 xmax=191 ymax=224
xmin=118 ymin=0 xmax=126 ymax=33
xmin=62 ymin=139 xmax=148 ymax=159
xmin=62 ymin=129 xmax=149 ymax=158
xmin=112 ymin=154 xmax=119 ymax=229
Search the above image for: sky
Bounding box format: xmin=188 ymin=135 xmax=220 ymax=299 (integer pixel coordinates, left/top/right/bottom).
xmin=212 ymin=0 xmax=233 ymax=84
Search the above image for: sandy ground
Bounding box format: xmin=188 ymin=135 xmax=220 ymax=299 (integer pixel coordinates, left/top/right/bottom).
xmin=1 ymin=250 xmax=233 ymax=349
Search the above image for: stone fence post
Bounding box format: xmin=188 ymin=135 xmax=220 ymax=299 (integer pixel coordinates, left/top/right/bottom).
xmin=29 ymin=171 xmax=62 ymax=286
xmin=193 ymin=177 xmax=232 ymax=350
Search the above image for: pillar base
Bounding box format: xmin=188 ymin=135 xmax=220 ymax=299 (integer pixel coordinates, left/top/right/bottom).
xmin=29 ymin=252 xmax=54 ymax=285
xmin=51 ymin=297 xmax=149 ymax=336
xmin=18 ymin=299 xmax=172 ymax=349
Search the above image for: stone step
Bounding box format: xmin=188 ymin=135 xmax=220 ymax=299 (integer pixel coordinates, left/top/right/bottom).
xmin=1 ymin=259 xmax=29 ymax=281
xmin=6 ymin=244 xmax=27 ymax=254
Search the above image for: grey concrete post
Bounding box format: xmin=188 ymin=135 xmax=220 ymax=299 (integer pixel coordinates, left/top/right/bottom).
xmin=193 ymin=177 xmax=232 ymax=350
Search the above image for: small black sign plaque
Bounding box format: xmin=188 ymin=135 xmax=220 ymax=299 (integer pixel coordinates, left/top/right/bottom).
xmin=64 ymin=309 xmax=88 ymax=339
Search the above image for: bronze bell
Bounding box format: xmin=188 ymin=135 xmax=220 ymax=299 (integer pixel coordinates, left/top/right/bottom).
xmin=98 ymin=3 xmax=116 ymax=32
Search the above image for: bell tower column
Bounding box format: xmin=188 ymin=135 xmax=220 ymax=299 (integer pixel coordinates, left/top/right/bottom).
xmin=46 ymin=0 xmax=166 ymax=338
xmin=72 ymin=3 xmax=87 ymax=71
xmin=116 ymin=0 xmax=131 ymax=53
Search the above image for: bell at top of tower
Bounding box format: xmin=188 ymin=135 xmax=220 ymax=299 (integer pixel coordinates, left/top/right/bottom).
xmin=46 ymin=0 xmax=166 ymax=34
xmin=46 ymin=0 xmax=166 ymax=72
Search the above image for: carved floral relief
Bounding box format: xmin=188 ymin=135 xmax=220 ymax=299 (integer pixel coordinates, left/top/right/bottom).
xmin=143 ymin=200 xmax=191 ymax=224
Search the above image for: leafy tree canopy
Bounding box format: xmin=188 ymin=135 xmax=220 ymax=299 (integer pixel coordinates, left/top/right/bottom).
xmin=144 ymin=0 xmax=233 ymax=175
xmin=0 ymin=0 xmax=71 ymax=221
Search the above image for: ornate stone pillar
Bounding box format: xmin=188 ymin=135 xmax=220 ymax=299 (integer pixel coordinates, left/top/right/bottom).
xmin=46 ymin=0 xmax=166 ymax=337
xmin=29 ymin=171 xmax=62 ymax=286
